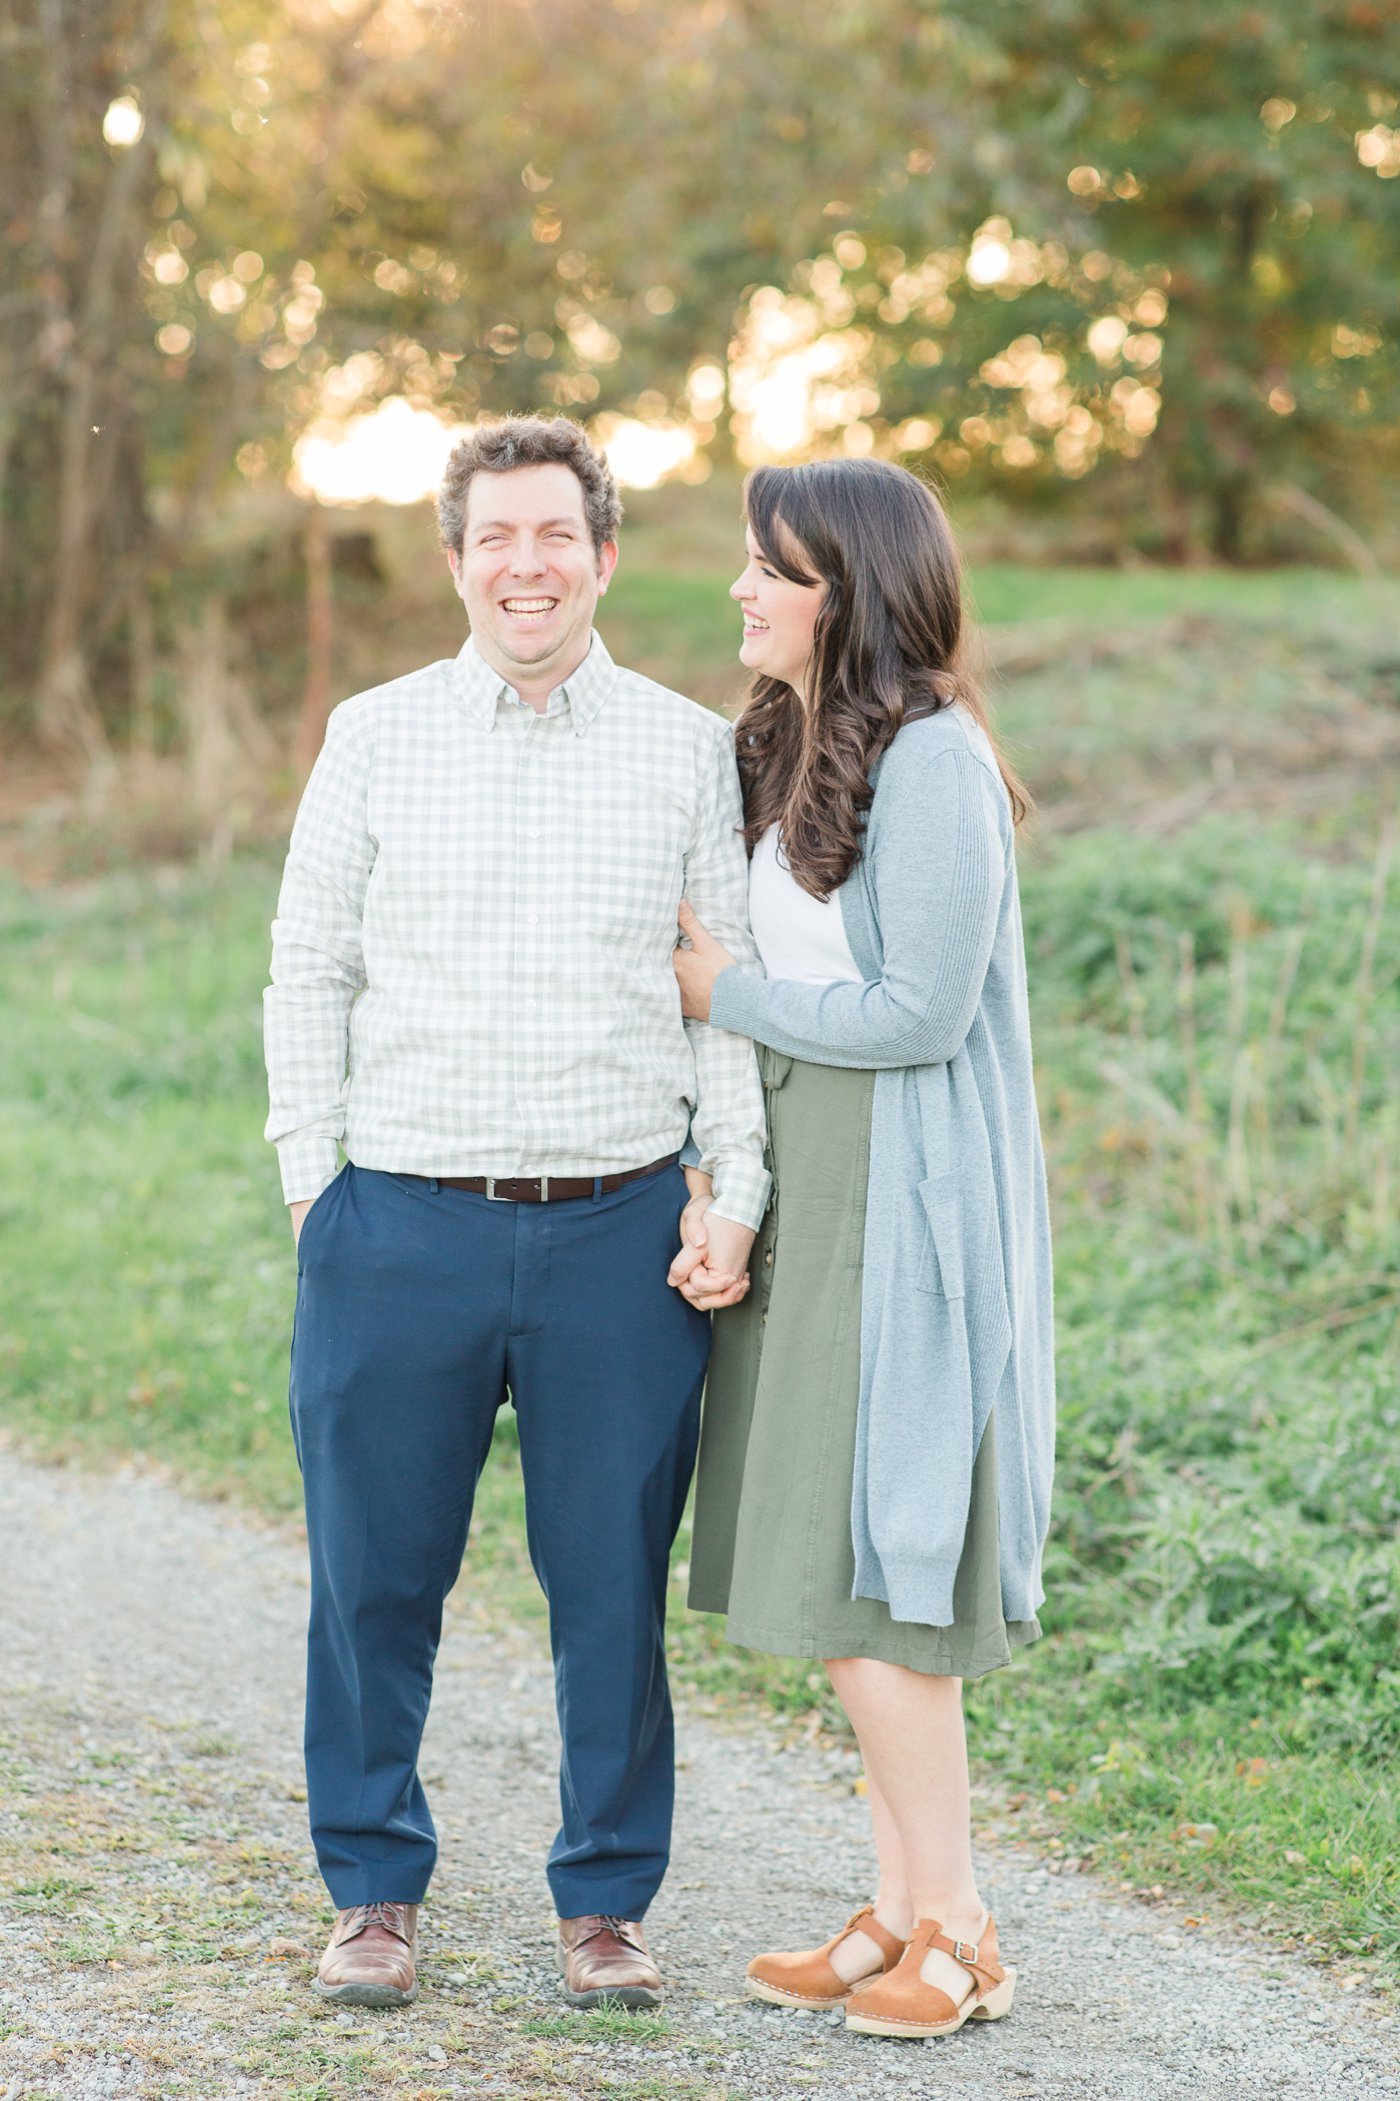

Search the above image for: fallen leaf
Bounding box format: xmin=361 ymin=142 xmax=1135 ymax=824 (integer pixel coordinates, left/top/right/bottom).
xmin=1174 ymin=1821 xmax=1219 ymax=1846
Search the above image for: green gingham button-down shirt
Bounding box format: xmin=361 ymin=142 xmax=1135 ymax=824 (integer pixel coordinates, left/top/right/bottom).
xmin=263 ymin=631 xmax=770 ymax=1229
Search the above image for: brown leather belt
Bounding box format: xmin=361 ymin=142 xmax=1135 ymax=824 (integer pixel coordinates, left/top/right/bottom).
xmin=405 ymin=1151 xmax=681 ymax=1204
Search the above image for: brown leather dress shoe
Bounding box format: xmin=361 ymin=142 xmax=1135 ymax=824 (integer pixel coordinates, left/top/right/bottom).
xmin=556 ymin=1914 xmax=662 ymax=2009
xmin=315 ymin=1901 xmax=419 ymax=2007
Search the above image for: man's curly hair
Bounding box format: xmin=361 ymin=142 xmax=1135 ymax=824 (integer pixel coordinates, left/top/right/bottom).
xmin=437 ymin=415 xmax=623 ymax=557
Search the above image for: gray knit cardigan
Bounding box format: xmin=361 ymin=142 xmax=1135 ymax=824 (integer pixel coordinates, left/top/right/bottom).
xmin=710 ymin=706 xmax=1055 ymax=1626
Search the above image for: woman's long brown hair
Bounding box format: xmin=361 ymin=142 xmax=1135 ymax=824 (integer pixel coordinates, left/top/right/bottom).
xmin=733 ymin=458 xmax=1029 ymax=899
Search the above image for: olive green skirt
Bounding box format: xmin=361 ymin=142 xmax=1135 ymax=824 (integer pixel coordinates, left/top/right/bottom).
xmin=688 ymin=1048 xmax=1041 ymax=1678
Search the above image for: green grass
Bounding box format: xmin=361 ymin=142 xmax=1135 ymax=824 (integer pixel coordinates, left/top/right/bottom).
xmin=3 ymin=563 xmax=1399 ymax=1982
xmin=520 ymin=2009 xmax=669 ymax=2043
xmin=606 ymin=554 xmax=1400 ymax=715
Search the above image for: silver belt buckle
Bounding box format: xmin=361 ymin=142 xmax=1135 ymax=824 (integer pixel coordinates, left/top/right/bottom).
xmin=484 ymin=1174 xmax=549 ymax=1200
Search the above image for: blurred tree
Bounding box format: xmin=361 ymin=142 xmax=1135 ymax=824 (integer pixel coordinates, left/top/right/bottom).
xmin=950 ymin=1 xmax=1400 ymax=559
xmin=2 ymin=0 xmax=171 ymax=755
xmin=262 ymin=0 xmax=976 ymax=433
xmin=2 ymin=0 xmax=976 ymax=746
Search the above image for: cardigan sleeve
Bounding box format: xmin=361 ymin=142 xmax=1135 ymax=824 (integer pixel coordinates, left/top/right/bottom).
xmin=709 ymin=744 xmax=1005 ymax=1070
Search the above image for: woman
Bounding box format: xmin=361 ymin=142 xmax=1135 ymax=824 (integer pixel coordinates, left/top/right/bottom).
xmin=670 ymin=458 xmax=1054 ymax=2042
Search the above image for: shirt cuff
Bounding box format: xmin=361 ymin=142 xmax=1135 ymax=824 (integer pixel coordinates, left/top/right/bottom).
xmin=276 ymin=1136 xmax=342 ymax=1205
xmin=705 ymin=1154 xmax=771 ymax=1234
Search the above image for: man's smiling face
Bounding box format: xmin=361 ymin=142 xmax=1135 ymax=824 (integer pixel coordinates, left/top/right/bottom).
xmin=448 ymin=461 xmax=618 ymax=690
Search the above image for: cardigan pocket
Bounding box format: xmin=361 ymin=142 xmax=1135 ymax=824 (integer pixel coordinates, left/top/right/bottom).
xmin=916 ymin=1172 xmax=965 ymax=1298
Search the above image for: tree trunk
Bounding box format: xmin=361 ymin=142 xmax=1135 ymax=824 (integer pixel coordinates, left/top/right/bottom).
xmin=32 ymin=0 xmax=164 ymax=758
xmin=296 ymin=506 xmax=336 ymax=777
xmin=1210 ymin=481 xmax=1247 ymax=566
xmin=179 ymin=598 xmax=237 ymax=864
xmin=128 ymin=585 xmax=158 ymax=758
xmin=34 ymin=400 xmax=114 ymax=759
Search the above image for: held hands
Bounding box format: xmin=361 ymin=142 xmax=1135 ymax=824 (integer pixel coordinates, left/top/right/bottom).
xmin=670 ymin=912 xmax=751 ymax=1305
xmin=673 ymin=900 xmax=736 ymax=1023
xmin=668 ymin=1171 xmax=754 ymax=1311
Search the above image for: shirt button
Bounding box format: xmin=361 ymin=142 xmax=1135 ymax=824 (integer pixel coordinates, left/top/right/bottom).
xmin=527 ymin=827 xmax=542 ymax=839
xmin=527 ymin=913 xmax=540 ymax=926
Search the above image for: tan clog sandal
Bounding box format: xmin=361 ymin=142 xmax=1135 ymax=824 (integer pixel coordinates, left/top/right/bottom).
xmin=746 ymin=1904 xmax=907 ymax=2011
xmin=844 ymin=1914 xmax=1016 ymax=2038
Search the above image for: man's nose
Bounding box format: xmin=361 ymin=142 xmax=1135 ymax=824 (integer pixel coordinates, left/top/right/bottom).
xmin=510 ymin=537 xmax=547 ymax=575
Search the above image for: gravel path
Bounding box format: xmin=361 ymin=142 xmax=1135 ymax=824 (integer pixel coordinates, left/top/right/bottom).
xmin=1 ymin=1450 xmax=1395 ymax=2101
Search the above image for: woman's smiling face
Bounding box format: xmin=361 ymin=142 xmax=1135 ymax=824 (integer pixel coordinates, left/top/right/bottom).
xmin=730 ymin=525 xmax=824 ymax=695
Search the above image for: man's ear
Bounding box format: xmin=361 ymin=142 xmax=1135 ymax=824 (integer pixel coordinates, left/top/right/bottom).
xmin=446 ymin=546 xmax=464 ymax=592
xmin=595 ymin=539 xmax=620 ymax=596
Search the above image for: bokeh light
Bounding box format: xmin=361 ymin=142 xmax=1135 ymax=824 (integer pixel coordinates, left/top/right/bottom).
xmin=592 ymin=416 xmax=698 ymax=489
xmin=291 ymin=397 xmax=704 ymax=506
xmin=103 ymin=95 xmax=144 ymax=147
xmin=292 ymin=399 xmax=470 ymax=506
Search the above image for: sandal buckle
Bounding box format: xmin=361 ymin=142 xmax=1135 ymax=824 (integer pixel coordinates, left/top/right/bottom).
xmin=953 ymin=1937 xmax=980 ymax=1965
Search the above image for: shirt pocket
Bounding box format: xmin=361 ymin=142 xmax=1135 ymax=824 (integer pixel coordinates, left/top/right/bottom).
xmin=916 ymin=1172 xmax=966 ymax=1298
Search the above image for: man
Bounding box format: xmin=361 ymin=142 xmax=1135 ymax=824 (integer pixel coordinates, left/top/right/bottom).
xmin=264 ymin=415 xmax=768 ymax=2012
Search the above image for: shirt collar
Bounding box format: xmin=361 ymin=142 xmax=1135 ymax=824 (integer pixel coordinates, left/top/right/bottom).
xmin=452 ymin=630 xmax=618 ymax=737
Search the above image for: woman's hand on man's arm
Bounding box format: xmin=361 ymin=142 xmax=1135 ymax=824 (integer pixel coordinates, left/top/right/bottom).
xmin=673 ymin=899 xmax=736 ymax=1022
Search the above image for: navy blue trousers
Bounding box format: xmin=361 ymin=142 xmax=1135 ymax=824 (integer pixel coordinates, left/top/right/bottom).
xmin=288 ymin=1160 xmax=710 ymax=1918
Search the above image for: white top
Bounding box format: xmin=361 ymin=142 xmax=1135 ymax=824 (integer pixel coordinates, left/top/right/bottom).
xmin=263 ymin=632 xmax=770 ymax=1229
xmin=748 ymin=825 xmax=865 ymax=985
